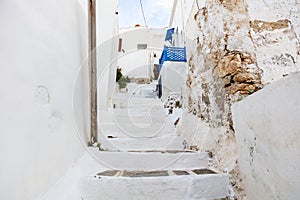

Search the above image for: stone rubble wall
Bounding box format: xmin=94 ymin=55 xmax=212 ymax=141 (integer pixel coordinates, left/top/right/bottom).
xmin=177 ymin=0 xmax=300 ymax=199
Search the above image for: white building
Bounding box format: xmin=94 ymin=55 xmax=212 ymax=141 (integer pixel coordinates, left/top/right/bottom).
xmin=118 ymin=27 xmax=166 ymax=79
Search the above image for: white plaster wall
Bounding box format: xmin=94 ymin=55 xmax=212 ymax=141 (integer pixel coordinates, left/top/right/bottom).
xmin=161 ymin=62 xmax=188 ymax=100
xmin=245 ymin=0 xmax=300 ymax=84
xmin=245 ymin=0 xmax=300 ymax=38
xmin=118 ymin=50 xmax=162 ymax=79
xmin=170 ymin=0 xmax=195 ymax=32
xmin=171 ymin=0 xmax=300 ymax=199
xmin=96 ymin=0 xmax=119 ymax=109
xmin=232 ymin=72 xmax=300 ymax=200
xmin=118 ymin=50 xmax=152 ymax=78
xmin=0 ymin=0 xmax=89 ymax=199
xmin=183 ymin=1 xmax=199 ymax=53
xmin=118 ymin=28 xmax=165 ymax=79
xmin=119 ymin=27 xmax=165 ymax=51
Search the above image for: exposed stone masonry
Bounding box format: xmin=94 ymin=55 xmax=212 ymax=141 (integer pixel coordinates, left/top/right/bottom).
xmin=181 ymin=0 xmax=291 ymax=199
xmin=215 ymin=51 xmax=262 ymax=95
xmin=179 ymin=0 xmax=300 ymax=198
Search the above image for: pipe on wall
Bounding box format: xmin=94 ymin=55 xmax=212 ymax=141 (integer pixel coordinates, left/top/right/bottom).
xmin=88 ymin=0 xmax=98 ymax=145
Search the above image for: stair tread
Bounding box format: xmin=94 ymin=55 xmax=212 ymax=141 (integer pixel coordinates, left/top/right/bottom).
xmin=87 ymin=148 xmax=209 ymax=171
xmin=96 ymin=169 xmax=218 ymax=178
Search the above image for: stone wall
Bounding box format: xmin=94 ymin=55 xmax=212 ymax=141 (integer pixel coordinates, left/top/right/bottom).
xmin=177 ymin=0 xmax=300 ymax=199
xmin=232 ymin=72 xmax=300 ymax=200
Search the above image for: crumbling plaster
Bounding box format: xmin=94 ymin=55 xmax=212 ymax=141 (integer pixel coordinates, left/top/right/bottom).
xmin=178 ymin=0 xmax=300 ymax=199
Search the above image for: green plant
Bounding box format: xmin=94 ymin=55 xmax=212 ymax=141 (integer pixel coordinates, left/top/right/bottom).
xmin=125 ymin=76 xmax=130 ymax=83
xmin=116 ymin=67 xmax=123 ymax=82
xmin=118 ymin=76 xmax=127 ymax=89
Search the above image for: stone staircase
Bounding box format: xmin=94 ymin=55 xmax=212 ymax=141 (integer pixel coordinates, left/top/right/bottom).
xmin=81 ymin=169 xmax=229 ymax=200
xmin=81 ymin=84 xmax=230 ymax=200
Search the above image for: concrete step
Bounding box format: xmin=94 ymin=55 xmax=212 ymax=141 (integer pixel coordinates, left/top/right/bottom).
xmin=99 ymin=134 xmax=186 ymax=151
xmin=111 ymin=96 xmax=163 ymax=109
xmin=81 ymin=169 xmax=230 ymax=200
xmin=98 ymin=113 xmax=178 ymax=140
xmin=98 ymin=110 xmax=167 ymax=126
xmin=98 ymin=124 xmax=175 ymax=139
xmin=88 ymin=148 xmax=209 ymax=171
xmin=99 ymin=115 xmax=167 ymax=124
xmin=98 ymin=109 xmax=175 ymax=138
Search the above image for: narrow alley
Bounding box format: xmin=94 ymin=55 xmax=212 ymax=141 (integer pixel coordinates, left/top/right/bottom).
xmin=0 ymin=0 xmax=300 ymax=200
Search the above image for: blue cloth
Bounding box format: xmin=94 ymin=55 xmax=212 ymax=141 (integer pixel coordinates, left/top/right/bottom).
xmin=165 ymin=28 xmax=175 ymax=43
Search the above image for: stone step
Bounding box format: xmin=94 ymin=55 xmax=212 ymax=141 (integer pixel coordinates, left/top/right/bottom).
xmin=99 ymin=115 xmax=167 ymax=123
xmin=99 ymin=109 xmax=167 ymax=123
xmin=98 ymin=115 xmax=177 ymax=139
xmin=100 ymin=107 xmax=166 ymax=115
xmin=98 ymin=124 xmax=175 ymax=139
xmin=98 ymin=101 xmax=180 ymax=138
xmin=111 ymin=97 xmax=163 ymax=109
xmin=81 ymin=169 xmax=230 ymax=200
xmin=88 ymin=148 xmax=209 ymax=171
xmin=99 ymin=134 xmax=186 ymax=151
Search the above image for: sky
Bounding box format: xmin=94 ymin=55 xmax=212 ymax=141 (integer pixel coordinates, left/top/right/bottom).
xmin=118 ymin=0 xmax=174 ymax=28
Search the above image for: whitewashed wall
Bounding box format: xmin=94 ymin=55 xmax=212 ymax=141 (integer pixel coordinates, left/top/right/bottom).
xmin=118 ymin=50 xmax=152 ymax=78
xmin=0 ymin=0 xmax=90 ymax=199
xmin=170 ymin=0 xmax=300 ymax=199
xmin=96 ymin=0 xmax=119 ymax=109
xmin=118 ymin=27 xmax=165 ymax=79
xmin=232 ymin=72 xmax=300 ymax=200
xmin=161 ymin=61 xmax=188 ymax=100
xmin=170 ymin=0 xmax=194 ymax=32
xmin=245 ymin=0 xmax=300 ymax=84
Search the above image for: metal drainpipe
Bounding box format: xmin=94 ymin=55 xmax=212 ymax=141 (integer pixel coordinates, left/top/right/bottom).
xmin=88 ymin=0 xmax=98 ymax=145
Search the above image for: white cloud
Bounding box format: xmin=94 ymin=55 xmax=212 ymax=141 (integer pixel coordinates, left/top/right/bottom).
xmin=144 ymin=0 xmax=173 ymax=23
xmin=119 ymin=0 xmax=174 ymax=28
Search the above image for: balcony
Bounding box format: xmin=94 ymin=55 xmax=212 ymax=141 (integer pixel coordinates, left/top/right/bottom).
xmin=159 ymin=45 xmax=187 ymax=66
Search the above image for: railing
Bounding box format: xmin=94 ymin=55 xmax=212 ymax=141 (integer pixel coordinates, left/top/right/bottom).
xmin=158 ymin=45 xmax=187 ymax=98
xmin=159 ymin=46 xmax=187 ymax=65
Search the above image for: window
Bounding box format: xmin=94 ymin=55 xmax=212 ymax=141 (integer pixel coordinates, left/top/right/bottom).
xmin=118 ymin=38 xmax=122 ymax=52
xmin=137 ymin=44 xmax=147 ymax=50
